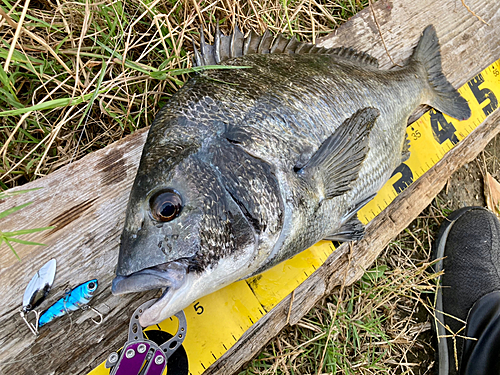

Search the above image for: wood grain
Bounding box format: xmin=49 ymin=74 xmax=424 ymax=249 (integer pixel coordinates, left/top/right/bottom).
xmin=0 ymin=0 xmax=499 ymax=373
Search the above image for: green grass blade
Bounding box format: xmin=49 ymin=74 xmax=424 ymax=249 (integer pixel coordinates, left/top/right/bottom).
xmin=0 ymin=187 xmax=42 ymax=199
xmin=168 ymin=65 xmax=252 ymax=77
xmin=4 ymin=237 xmax=48 ymax=246
xmin=0 ymin=91 xmax=105 ymax=117
xmin=92 ymin=38 xmax=152 ymax=74
xmin=0 ymin=201 xmax=32 ymax=220
xmin=2 ymin=238 xmax=20 ymax=260
xmin=74 ymin=59 xmax=107 ymax=130
xmin=2 ymin=226 xmax=54 ymax=236
xmin=0 ymin=87 xmax=22 ymax=108
xmin=0 ymin=64 xmax=15 ymax=96
xmin=0 ymin=46 xmax=44 ymax=65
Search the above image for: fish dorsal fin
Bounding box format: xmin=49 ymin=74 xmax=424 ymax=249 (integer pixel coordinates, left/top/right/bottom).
xmin=193 ymin=26 xmax=378 ymax=67
xmin=296 ymin=107 xmax=380 ymax=200
xmin=327 ymin=47 xmax=379 ymax=68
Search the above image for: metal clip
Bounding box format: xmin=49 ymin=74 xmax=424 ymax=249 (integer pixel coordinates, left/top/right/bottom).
xmin=105 ymin=299 xmax=187 ymax=375
xmin=20 ymin=309 xmax=40 ymax=336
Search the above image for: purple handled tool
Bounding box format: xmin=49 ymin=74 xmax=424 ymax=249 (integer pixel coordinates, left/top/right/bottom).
xmin=105 ymin=299 xmax=187 ymax=375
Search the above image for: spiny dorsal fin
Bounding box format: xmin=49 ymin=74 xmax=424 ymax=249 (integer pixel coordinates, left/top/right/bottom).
xmin=327 ymin=47 xmax=379 ymax=67
xmin=192 ymin=26 xmax=378 ymax=68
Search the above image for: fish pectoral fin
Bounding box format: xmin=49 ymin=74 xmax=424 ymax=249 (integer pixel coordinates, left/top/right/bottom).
xmin=297 ymin=107 xmax=380 ymax=199
xmin=324 ymin=215 xmax=365 ymax=242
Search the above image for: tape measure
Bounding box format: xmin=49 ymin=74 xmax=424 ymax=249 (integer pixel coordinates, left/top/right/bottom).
xmin=88 ymin=58 xmax=500 ymax=375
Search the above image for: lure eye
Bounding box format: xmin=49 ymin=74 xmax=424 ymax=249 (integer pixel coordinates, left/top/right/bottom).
xmin=88 ymin=282 xmax=96 ymax=291
xmin=150 ymin=190 xmax=183 ymax=222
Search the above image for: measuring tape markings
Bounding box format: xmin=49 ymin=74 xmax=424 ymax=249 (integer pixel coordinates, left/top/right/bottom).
xmin=88 ymin=59 xmax=500 ymax=375
xmin=244 ymin=241 xmax=336 ymax=312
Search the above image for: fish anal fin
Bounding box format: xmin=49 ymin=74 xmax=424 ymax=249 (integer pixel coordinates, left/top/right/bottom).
xmin=324 ymin=216 xmax=365 ymax=242
xmin=297 ymin=108 xmax=380 ymax=200
xmin=323 ymin=193 xmax=375 ymax=242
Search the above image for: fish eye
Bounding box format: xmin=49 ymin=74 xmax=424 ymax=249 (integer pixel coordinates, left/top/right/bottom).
xmin=150 ymin=190 xmax=183 ymax=222
xmin=88 ymin=282 xmax=96 ymax=290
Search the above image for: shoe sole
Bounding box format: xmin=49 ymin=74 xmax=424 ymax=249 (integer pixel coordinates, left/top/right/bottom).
xmin=433 ymin=206 xmax=490 ymax=375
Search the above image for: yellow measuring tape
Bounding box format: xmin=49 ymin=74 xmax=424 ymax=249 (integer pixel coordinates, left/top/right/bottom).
xmin=89 ymin=58 xmax=500 ymax=375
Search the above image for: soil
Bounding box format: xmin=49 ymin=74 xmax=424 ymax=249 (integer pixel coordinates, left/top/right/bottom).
xmin=439 ymin=133 xmax=500 ymax=210
xmin=439 ymin=161 xmax=485 ymax=210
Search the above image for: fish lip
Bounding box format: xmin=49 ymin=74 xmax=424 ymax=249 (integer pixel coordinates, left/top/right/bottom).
xmin=138 ymin=287 xmax=174 ymax=327
xmin=111 ymin=261 xmax=189 ymax=326
xmin=111 ymin=271 xmax=171 ymax=295
xmin=111 ymin=261 xmax=188 ymax=295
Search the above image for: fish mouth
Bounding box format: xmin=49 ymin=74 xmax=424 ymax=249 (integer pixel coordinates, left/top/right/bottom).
xmin=111 ymin=261 xmax=188 ymax=326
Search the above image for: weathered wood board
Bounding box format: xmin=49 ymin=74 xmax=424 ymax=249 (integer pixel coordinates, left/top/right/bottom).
xmin=0 ymin=0 xmax=499 ymax=374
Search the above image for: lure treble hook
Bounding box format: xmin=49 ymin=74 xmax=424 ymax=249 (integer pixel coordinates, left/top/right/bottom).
xmin=81 ymin=304 xmax=104 ymax=325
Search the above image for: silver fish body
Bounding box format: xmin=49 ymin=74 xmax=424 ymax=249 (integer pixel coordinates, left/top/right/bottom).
xmin=112 ymin=26 xmax=470 ymax=326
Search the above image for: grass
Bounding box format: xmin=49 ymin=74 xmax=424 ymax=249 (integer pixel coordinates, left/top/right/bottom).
xmin=0 ymin=188 xmax=53 ymax=259
xmin=0 ymin=0 xmax=368 ymax=189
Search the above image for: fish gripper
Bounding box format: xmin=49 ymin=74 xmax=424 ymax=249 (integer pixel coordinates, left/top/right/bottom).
xmin=105 ymin=299 xmax=187 ymax=375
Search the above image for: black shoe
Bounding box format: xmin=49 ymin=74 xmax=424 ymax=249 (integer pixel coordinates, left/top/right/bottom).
xmin=433 ymin=207 xmax=500 ymax=375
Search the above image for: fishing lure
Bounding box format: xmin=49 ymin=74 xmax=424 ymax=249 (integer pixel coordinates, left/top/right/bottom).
xmin=38 ymin=279 xmax=102 ymax=327
xmin=105 ymin=299 xmax=187 ymax=375
xmin=20 ymin=259 xmax=57 ymax=335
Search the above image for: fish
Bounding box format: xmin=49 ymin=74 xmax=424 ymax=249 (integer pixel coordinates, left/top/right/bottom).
xmin=38 ymin=279 xmax=98 ymax=327
xmin=111 ymin=25 xmax=471 ymax=327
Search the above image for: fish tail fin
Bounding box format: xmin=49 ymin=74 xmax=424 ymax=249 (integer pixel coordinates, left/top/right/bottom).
xmin=411 ymin=25 xmax=471 ymax=121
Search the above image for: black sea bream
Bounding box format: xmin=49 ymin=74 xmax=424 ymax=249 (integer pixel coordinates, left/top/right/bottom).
xmin=112 ymin=25 xmax=470 ymax=326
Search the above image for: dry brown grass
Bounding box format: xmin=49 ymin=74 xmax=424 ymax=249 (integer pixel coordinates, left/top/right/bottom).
xmin=0 ymin=0 xmax=367 ymax=189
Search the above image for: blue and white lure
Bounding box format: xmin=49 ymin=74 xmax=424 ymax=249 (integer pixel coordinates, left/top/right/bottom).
xmin=38 ymin=279 xmax=103 ymax=328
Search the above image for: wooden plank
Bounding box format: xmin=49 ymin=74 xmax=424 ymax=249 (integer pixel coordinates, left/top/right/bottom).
xmin=0 ymin=0 xmax=499 ymax=373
